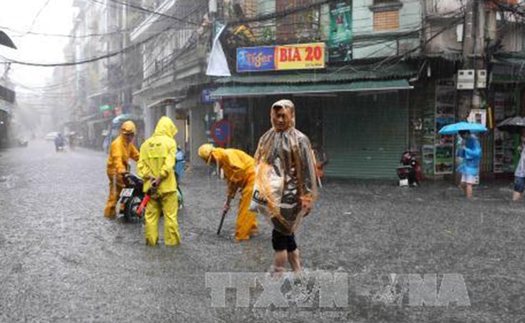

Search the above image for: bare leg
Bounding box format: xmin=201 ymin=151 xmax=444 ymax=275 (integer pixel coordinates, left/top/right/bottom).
xmin=272 ymin=250 xmax=288 ymax=277
xmin=465 ymin=183 xmax=473 ymax=199
xmin=288 ymin=249 xmax=302 ymax=274
xmin=513 ymin=191 xmax=522 ymax=201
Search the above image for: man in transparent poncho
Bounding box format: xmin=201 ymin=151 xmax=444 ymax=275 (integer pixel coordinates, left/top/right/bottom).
xmin=252 ymin=99 xmax=318 ymax=275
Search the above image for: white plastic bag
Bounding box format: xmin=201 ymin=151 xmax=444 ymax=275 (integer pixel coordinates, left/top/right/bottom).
xmin=249 ymin=162 xmax=284 ymax=217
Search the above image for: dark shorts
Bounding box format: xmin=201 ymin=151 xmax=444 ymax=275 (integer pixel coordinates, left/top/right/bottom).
xmin=272 ymin=229 xmax=297 ymax=252
xmin=515 ymin=176 xmax=525 ymax=193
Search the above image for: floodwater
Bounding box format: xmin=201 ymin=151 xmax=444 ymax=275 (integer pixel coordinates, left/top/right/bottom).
xmin=0 ymin=140 xmax=524 ymax=322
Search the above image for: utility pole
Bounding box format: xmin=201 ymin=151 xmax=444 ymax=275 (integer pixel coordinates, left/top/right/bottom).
xmin=460 ymin=0 xmax=486 ymax=120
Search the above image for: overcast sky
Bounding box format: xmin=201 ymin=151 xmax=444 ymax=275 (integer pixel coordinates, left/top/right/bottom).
xmin=0 ymin=0 xmax=76 ymax=88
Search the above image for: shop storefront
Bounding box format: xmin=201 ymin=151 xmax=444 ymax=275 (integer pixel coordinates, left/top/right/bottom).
xmin=209 ymin=42 xmax=417 ymax=179
xmin=212 ymin=78 xmax=414 ymax=179
xmin=488 ymin=57 xmax=525 ymax=176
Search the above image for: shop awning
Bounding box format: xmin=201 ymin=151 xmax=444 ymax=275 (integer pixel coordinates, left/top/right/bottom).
xmin=210 ymin=79 xmax=413 ymax=98
xmin=215 ymin=63 xmax=416 ymax=84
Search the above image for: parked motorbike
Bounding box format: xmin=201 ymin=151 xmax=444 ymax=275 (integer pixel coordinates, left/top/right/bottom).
xmin=396 ymin=151 xmax=421 ymax=187
xmin=120 ymin=160 xmax=184 ymax=221
xmin=119 ymin=173 xmax=145 ymax=222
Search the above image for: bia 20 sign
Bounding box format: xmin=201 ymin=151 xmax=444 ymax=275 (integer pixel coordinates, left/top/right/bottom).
xmin=236 ymin=43 xmax=325 ymax=72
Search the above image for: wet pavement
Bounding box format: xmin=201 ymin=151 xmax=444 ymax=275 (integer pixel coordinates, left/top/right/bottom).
xmin=0 ymin=140 xmax=524 ymax=322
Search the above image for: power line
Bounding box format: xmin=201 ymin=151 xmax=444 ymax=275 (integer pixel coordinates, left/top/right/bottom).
xmin=19 ymin=0 xmax=53 ymax=37
xmin=0 ymin=21 xmax=195 ymax=39
xmin=104 ymin=0 xmax=200 ymax=26
xmin=0 ymin=21 xmax=180 ymax=67
xmin=228 ymin=0 xmax=336 ymax=25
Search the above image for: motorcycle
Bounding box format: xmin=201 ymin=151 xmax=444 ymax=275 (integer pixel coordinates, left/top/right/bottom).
xmin=119 ymin=173 xmax=145 ymax=222
xmin=119 ymin=150 xmax=185 ymax=221
xmin=396 ymin=151 xmax=421 ymax=187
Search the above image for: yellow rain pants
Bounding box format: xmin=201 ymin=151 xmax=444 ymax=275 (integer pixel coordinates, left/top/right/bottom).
xmin=235 ymin=171 xmax=258 ymax=241
xmin=104 ymin=121 xmax=140 ymax=218
xmin=138 ymin=116 xmax=180 ymax=246
xmin=104 ymin=174 xmax=126 ymax=218
xmin=198 ymin=145 xmax=258 ymax=241
xmin=144 ymin=192 xmax=180 ymax=246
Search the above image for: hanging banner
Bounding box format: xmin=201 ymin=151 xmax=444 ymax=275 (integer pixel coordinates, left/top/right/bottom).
xmin=236 ymin=43 xmax=325 ymax=72
xmin=328 ymin=1 xmax=353 ymax=63
xmin=207 ymin=23 xmax=231 ymax=77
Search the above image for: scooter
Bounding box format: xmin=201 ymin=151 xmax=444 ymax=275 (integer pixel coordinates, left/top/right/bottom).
xmin=396 ymin=151 xmax=421 ymax=187
xmin=119 ymin=173 xmax=145 ymax=222
xmin=119 ymin=156 xmax=184 ymax=221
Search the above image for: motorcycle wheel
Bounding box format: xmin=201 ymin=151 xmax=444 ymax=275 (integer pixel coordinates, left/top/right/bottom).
xmin=177 ymin=187 xmax=183 ymax=210
xmin=125 ymin=195 xmax=144 ymax=223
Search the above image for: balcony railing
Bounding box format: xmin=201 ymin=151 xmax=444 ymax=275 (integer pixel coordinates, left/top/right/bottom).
xmin=131 ymin=0 xmax=178 ymax=43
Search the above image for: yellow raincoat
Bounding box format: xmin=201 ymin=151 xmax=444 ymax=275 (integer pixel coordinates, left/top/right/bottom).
xmin=138 ymin=116 xmax=180 ymax=246
xmin=198 ymin=145 xmax=258 ymax=241
xmin=104 ymin=121 xmax=140 ymax=218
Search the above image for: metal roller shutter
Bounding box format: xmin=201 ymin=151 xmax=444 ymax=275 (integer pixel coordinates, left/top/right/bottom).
xmin=324 ymin=91 xmax=408 ymax=179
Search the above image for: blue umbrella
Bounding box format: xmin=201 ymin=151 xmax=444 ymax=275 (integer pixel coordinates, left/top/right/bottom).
xmin=438 ymin=122 xmax=488 ymax=135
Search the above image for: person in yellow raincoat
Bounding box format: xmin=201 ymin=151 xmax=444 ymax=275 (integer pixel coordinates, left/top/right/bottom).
xmin=138 ymin=116 xmax=180 ymax=246
xmin=104 ymin=121 xmax=140 ymax=218
xmin=197 ymin=144 xmax=258 ymax=242
xmin=252 ymin=99 xmax=318 ymax=275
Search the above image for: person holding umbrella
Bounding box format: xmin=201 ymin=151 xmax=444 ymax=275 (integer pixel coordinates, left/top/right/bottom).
xmin=439 ymin=121 xmax=486 ymax=199
xmin=456 ymin=130 xmax=482 ymax=199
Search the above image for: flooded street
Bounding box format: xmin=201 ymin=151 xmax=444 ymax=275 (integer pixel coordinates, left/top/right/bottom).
xmin=0 ymin=141 xmax=524 ymax=322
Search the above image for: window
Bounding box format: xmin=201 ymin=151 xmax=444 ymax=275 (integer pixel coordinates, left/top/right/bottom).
xmin=370 ymin=0 xmax=402 ymax=31
xmin=373 ymin=10 xmax=399 ymax=31
xmin=374 ymin=0 xmax=398 ymax=3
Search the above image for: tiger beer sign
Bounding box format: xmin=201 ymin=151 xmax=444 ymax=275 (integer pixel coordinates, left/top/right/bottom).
xmin=236 ymin=43 xmax=325 ymax=72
